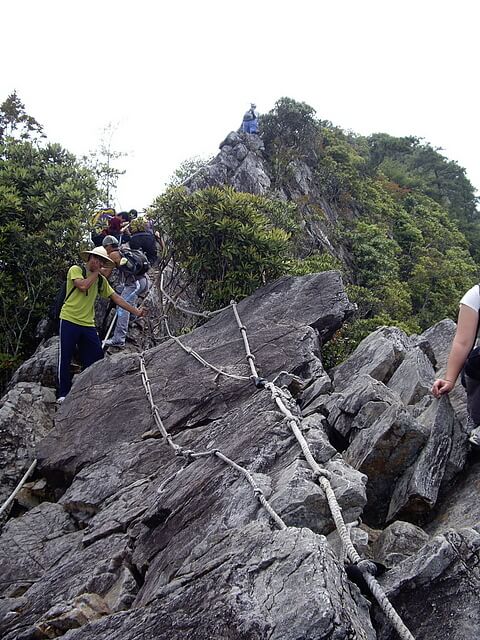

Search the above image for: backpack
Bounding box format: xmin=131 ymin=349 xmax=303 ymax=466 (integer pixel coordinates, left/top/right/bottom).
xmin=119 ymin=248 xmax=150 ymax=277
xmin=49 ymin=266 xmax=104 ymax=333
xmin=91 ymin=209 xmax=115 ymax=234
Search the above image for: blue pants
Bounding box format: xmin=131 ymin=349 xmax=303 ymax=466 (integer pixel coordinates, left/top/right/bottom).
xmin=58 ymin=319 xmax=104 ymax=397
xmin=465 ymin=373 xmax=480 ymax=425
xmin=110 ymin=277 xmax=148 ymax=344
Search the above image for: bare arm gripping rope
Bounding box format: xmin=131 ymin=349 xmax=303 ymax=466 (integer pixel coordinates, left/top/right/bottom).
xmin=229 ymin=301 xmax=415 ymax=640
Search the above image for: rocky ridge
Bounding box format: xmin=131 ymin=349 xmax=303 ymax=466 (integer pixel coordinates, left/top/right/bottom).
xmin=0 ymin=270 xmax=479 ymax=639
xmin=185 ymin=131 xmax=346 ymax=264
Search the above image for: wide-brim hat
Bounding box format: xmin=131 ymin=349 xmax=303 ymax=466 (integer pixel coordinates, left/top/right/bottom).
xmin=80 ymin=246 xmax=115 ymax=265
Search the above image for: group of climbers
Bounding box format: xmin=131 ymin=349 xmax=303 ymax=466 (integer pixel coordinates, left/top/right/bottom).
xmin=91 ymin=208 xmax=137 ymax=247
xmin=57 ymin=212 xmax=161 ymax=403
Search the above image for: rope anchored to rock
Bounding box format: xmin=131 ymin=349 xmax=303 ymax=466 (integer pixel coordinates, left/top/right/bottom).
xmin=229 ymin=300 xmax=415 ymax=640
xmin=147 ymin=276 xmax=416 ymax=640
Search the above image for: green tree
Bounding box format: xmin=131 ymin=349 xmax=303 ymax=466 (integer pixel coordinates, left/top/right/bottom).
xmin=83 ymin=123 xmax=126 ymax=207
xmin=261 ymin=98 xmax=322 ymax=187
xmin=168 ymin=155 xmax=213 ymax=187
xmin=261 ymin=97 xmax=319 ymax=151
xmin=149 ymin=186 xmax=298 ymax=309
xmin=0 ymin=138 xmax=99 ymax=386
xmin=0 ymin=91 xmax=44 ymax=142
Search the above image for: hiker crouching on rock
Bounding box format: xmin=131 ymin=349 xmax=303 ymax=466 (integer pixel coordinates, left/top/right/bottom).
xmin=57 ymin=246 xmax=146 ymax=403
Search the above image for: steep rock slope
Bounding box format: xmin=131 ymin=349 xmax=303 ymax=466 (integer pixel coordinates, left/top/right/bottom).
xmin=1 ymin=272 xmax=479 ymax=640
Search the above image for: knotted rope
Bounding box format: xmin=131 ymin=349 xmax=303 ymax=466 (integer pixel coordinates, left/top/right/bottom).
xmin=150 ymin=277 xmax=416 ymax=639
xmin=229 ymin=300 xmax=415 ymax=640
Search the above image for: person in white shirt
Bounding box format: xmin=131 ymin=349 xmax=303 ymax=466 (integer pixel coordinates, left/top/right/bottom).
xmin=432 ymin=284 xmax=480 ymax=446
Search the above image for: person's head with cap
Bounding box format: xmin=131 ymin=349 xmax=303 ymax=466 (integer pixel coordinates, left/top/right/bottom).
xmin=80 ymin=246 xmax=114 ymax=269
xmin=102 ymin=235 xmax=119 ymax=255
xmin=251 ymin=103 xmax=256 ymax=109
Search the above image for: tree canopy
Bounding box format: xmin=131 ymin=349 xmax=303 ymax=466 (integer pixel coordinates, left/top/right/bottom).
xmin=260 ymin=97 xmax=480 ymax=364
xmin=0 ymin=94 xmax=99 ymax=386
xmin=149 ymin=186 xmax=299 ymax=309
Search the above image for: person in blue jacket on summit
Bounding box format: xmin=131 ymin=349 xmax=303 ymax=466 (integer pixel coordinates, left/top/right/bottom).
xmin=241 ymin=103 xmax=259 ymax=134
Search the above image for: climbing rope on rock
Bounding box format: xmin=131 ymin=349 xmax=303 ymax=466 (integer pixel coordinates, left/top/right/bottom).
xmin=0 ymin=459 xmax=38 ymax=517
xmin=154 ymin=274 xmax=416 ymax=639
xmin=162 ymin=317 xmax=250 ymax=382
xmin=229 ymin=300 xmax=416 ymax=640
xmin=159 ymin=271 xmax=231 ymax=319
xmin=139 ymin=352 xmax=287 ymax=530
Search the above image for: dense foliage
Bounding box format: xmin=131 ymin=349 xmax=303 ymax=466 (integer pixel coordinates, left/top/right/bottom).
xmin=0 ymin=95 xmax=99 ymax=386
xmin=260 ymin=98 xmax=479 ymax=364
xmin=149 ymin=186 xmax=299 ymax=309
xmin=2 ymin=91 xmax=479 ymax=384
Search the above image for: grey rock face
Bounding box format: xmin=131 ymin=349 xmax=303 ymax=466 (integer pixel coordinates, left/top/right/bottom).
xmin=325 ymin=374 xmax=401 ymax=443
xmin=3 ymin=272 xmax=376 ymax=640
xmin=0 ymin=502 xmax=80 ymax=598
xmin=36 ymin=272 xmax=353 ymax=479
xmin=29 ymin=525 xmax=376 ymax=640
xmin=8 ymin=337 xmax=59 ymax=389
xmin=420 ymin=319 xmax=469 ymax=427
xmin=186 ymin=131 xmax=271 ymax=195
xmin=426 ymin=459 xmax=480 ymax=536
xmin=387 ymin=396 xmax=455 ymax=522
xmin=372 ymin=520 xmax=429 ymax=567
xmin=419 ymin=318 xmax=457 ymax=371
xmin=376 ymin=527 xmax=480 ymax=640
xmin=345 ymin=404 xmax=429 ymax=524
xmin=332 ymin=327 xmax=411 ymax=390
xmin=387 ymin=347 xmax=435 ymax=405
xmin=0 ymin=382 xmax=56 ymax=511
xmin=2 ymin=276 xmax=479 ymax=640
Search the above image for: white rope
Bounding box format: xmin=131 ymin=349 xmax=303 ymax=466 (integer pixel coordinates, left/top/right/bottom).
xmin=101 ymin=312 xmax=117 ymax=348
xmin=140 ymin=356 xmax=182 ymax=454
xmin=139 ymin=353 xmax=287 ymax=530
xmin=214 ymin=451 xmax=287 ymax=530
xmin=163 ymin=317 xmax=250 ymax=382
xmin=362 ymin=570 xmax=415 ymax=640
xmin=230 ymin=308 xmax=416 ymax=640
xmin=158 ymin=277 xmax=416 ymax=640
xmin=159 ymin=271 xmax=231 ymax=319
xmin=0 ymin=459 xmax=37 ymax=516
xmin=230 ymin=301 xmax=259 ymax=379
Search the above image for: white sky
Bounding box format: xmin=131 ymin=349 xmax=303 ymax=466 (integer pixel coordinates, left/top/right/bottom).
xmin=2 ymin=0 xmax=479 ymax=211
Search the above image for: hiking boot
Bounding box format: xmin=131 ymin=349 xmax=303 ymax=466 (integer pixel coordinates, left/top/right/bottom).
xmin=469 ymin=425 xmax=480 ymax=448
xmin=56 ymin=396 xmax=66 ymax=405
xmin=104 ymin=338 xmax=125 ymax=348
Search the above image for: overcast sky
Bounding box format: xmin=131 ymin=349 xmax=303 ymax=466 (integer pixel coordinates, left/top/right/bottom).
xmin=2 ymin=0 xmax=479 ymax=211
